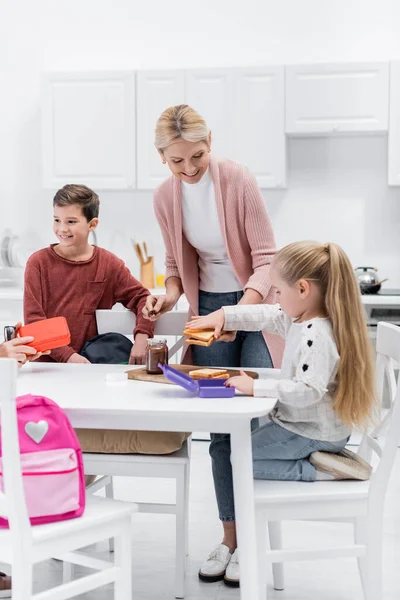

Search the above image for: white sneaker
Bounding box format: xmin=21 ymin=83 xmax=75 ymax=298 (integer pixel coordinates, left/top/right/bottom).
xmin=198 ymin=544 xmax=232 ymax=582
xmin=310 ymin=449 xmax=372 ymax=481
xmin=224 ymin=549 xmax=240 ymax=587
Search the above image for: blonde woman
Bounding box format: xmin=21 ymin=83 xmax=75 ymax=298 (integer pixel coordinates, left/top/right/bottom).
xmin=143 ymin=104 xmax=284 ymax=367
xmin=186 ymin=241 xmax=375 ymax=586
xmin=143 ymin=103 xmax=284 ymax=586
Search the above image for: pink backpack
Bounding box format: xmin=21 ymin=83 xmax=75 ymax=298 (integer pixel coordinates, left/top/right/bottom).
xmin=0 ymin=394 xmax=86 ymax=527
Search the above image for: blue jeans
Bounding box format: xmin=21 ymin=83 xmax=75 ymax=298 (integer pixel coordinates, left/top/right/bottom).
xmin=211 ymin=421 xmax=349 ymax=522
xmin=191 ymin=290 xmax=273 ymax=369
xmin=192 ymin=290 xmax=276 ymax=522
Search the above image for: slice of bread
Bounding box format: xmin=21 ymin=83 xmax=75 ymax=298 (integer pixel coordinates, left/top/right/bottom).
xmin=185 ymin=338 xmax=213 ymax=347
xmin=183 ymin=328 xmax=215 ymax=346
xmin=189 ymin=368 xmax=229 ymax=380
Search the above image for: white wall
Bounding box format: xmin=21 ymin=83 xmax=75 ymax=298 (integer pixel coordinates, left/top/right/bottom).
xmin=1 ymin=0 xmax=400 ymax=283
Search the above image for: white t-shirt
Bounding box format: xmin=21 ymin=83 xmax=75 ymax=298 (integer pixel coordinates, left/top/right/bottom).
xmin=181 ymin=169 xmax=242 ymax=293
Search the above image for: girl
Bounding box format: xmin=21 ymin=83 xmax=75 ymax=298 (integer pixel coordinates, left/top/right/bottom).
xmin=186 ymin=241 xmax=375 ymax=587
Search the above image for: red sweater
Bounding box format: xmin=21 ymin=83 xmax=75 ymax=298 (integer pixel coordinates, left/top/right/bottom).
xmin=24 ymin=245 xmax=154 ymax=362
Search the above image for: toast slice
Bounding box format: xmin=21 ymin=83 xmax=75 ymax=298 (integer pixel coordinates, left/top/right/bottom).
xmin=189 ymin=368 xmax=229 ymax=380
xmin=183 ymin=328 xmax=215 ymax=347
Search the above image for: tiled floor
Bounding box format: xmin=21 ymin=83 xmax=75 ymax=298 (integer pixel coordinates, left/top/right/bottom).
xmin=4 ymin=442 xmax=399 ymax=599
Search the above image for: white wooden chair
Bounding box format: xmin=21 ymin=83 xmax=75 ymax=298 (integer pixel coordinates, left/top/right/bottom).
xmin=82 ymin=308 xmax=191 ymax=599
xmin=0 ymin=358 xmax=137 ymax=600
xmin=258 ymin=321 xmax=400 ymax=600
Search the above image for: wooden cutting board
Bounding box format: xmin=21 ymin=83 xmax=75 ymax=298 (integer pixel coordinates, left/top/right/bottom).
xmin=126 ymin=364 xmax=259 ymax=385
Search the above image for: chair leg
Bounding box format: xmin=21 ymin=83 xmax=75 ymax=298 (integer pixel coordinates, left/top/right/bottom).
xmin=114 ymin=520 xmax=133 ymax=600
xmin=11 ymin=559 xmax=33 ymax=600
xmin=362 ymin=515 xmax=383 ymax=600
xmin=62 ymin=561 xmax=74 ymax=582
xmin=174 ymin=471 xmax=186 ymax=599
xmin=106 ymin=477 xmax=115 ymax=553
xmin=256 ymin=510 xmax=267 ymax=600
xmin=354 ymin=517 xmax=367 ymax=594
xmin=268 ymin=521 xmax=285 ymax=591
xmin=184 ymin=462 xmax=190 ymax=557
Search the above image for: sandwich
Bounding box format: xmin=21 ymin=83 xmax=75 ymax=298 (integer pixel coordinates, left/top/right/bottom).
xmin=189 ymin=368 xmax=229 ymax=380
xmin=183 ymin=328 xmax=216 ymax=347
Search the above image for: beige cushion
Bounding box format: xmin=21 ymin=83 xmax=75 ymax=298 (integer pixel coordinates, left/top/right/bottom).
xmin=76 ymin=429 xmax=190 ymax=455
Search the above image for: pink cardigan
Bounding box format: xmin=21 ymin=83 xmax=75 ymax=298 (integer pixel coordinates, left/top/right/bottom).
xmin=153 ymin=155 xmax=284 ymax=367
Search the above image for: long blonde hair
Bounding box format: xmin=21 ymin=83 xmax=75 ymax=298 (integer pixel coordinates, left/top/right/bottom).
xmin=155 ymin=104 xmax=209 ymax=151
xmin=275 ymin=241 xmax=375 ymax=428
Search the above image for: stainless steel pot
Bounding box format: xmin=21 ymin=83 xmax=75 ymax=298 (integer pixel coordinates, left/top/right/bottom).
xmin=354 ymin=266 xmax=381 ymax=294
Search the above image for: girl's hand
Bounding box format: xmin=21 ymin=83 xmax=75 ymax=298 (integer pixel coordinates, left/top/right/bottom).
xmin=142 ymin=294 xmax=178 ymax=321
xmin=225 ymin=370 xmax=255 ymax=396
xmin=186 ymin=309 xmax=226 ymax=339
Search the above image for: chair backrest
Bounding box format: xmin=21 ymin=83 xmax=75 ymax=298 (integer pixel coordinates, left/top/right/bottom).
xmin=95 ymin=308 xmax=188 ymax=359
xmin=0 ymin=359 xmax=31 ymax=541
xmin=359 ymin=323 xmax=400 ymax=508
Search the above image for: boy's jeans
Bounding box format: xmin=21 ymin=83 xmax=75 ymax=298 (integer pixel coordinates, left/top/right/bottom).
xmin=210 ymin=420 xmax=349 ymax=521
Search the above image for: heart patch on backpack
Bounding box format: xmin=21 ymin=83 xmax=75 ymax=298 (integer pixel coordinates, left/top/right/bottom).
xmin=25 ymin=420 xmax=49 ymax=444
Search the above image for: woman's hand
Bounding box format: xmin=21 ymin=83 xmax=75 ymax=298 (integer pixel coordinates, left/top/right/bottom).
xmin=129 ymin=333 xmax=148 ymax=365
xmin=142 ymin=294 xmax=178 ymax=321
xmin=67 ymin=353 xmax=90 ymax=364
xmin=225 ymin=370 xmax=255 ymax=396
xmin=186 ymin=309 xmax=226 ymax=339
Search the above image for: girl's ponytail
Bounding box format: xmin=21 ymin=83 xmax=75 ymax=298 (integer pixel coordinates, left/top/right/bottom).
xmin=324 ymin=243 xmax=375 ymax=427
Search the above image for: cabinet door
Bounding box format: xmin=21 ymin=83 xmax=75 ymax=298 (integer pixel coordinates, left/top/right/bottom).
xmin=233 ymin=66 xmax=286 ymax=188
xmin=185 ymin=69 xmax=234 ymax=158
xmin=42 ymin=72 xmax=135 ymax=189
xmin=286 ymin=62 xmax=389 ymax=135
xmin=136 ymin=71 xmax=185 ymax=189
xmin=389 ymin=62 xmax=400 ymax=186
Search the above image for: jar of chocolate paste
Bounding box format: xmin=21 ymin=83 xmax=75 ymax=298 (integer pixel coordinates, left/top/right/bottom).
xmin=145 ymin=338 xmax=168 ymax=374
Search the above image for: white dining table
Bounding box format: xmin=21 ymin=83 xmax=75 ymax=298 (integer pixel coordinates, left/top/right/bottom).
xmin=17 ymin=363 xmax=276 ymax=600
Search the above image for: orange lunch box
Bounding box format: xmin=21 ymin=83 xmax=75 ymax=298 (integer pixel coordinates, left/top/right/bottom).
xmin=18 ymin=317 xmax=71 ymax=352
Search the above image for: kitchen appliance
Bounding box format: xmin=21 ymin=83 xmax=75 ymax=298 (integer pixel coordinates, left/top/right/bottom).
xmin=355 ymin=266 xmax=387 ymax=294
xmin=0 ymin=229 xmax=43 ymax=288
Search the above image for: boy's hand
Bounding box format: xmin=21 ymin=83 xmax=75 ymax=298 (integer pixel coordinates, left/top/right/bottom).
xmin=225 ymin=370 xmax=255 ymax=396
xmin=186 ymin=309 xmax=226 ymax=339
xmin=67 ymin=353 xmax=90 ymax=364
xmin=129 ymin=333 xmax=148 ymax=365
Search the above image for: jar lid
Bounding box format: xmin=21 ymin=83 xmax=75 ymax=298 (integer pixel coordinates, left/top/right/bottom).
xmin=147 ymin=338 xmax=167 ymax=345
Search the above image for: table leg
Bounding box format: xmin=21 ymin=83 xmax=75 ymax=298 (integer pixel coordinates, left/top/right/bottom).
xmin=230 ymin=421 xmax=263 ymax=600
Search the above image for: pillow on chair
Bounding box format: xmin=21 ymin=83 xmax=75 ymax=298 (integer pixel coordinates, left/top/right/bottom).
xmin=75 ymin=429 xmax=190 ymax=455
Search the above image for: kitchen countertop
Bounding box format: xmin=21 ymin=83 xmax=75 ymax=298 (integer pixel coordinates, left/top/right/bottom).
xmin=0 ymin=286 xmax=400 ymax=306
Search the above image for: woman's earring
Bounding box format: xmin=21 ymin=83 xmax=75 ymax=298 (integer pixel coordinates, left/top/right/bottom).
xmin=208 ymin=148 xmax=211 ymax=153
xmin=162 ymin=160 xmax=166 ymax=164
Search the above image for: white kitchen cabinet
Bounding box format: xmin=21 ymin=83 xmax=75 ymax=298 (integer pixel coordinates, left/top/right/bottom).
xmin=233 ymin=66 xmax=286 ymax=188
xmin=389 ymin=62 xmax=400 ymax=186
xmin=136 ymin=70 xmax=185 ymax=189
xmin=286 ymin=62 xmax=389 ymax=135
xmin=42 ymin=72 xmax=136 ymax=189
xmin=185 ymin=69 xmax=235 ymax=159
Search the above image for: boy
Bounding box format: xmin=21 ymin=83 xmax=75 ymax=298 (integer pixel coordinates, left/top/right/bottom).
xmin=24 ymin=184 xmax=154 ymax=363
xmin=24 ymin=185 xmax=185 ymax=455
